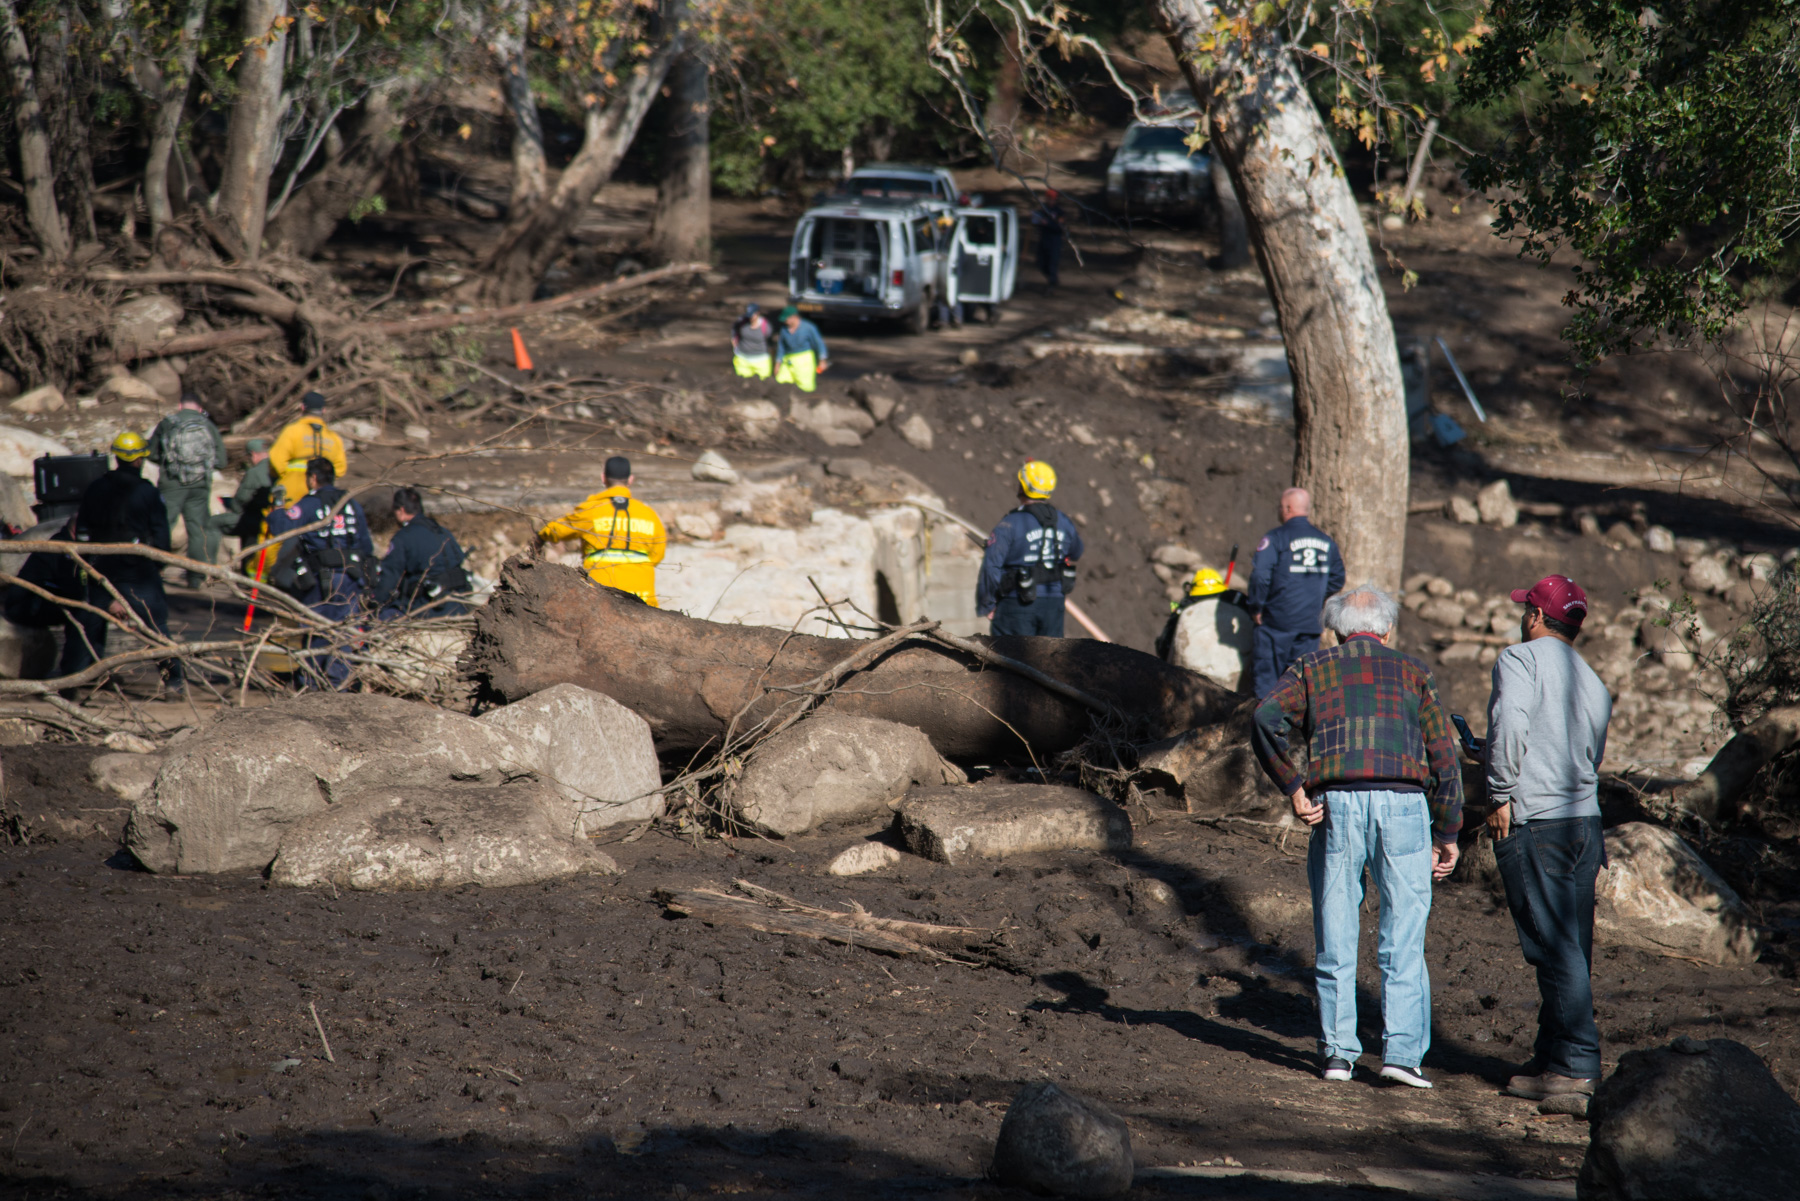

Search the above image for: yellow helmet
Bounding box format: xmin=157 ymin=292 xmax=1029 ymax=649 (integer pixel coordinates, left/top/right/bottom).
xmin=111 ymin=430 xmax=149 ymax=462
xmin=1188 ymin=567 xmax=1227 ymax=597
xmin=1017 ymin=459 xmax=1057 ymax=499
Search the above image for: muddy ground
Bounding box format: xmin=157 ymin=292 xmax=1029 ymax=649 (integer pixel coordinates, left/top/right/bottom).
xmin=5 ymin=742 xmax=1796 ymax=1201
xmin=5 ymin=124 xmax=1800 ymax=1199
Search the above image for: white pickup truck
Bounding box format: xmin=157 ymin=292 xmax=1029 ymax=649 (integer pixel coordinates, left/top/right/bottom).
xmin=788 ymin=163 xmax=1020 ymax=331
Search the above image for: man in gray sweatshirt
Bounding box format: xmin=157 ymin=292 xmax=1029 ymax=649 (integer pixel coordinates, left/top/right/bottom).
xmin=1486 ymin=574 xmax=1612 ymax=1101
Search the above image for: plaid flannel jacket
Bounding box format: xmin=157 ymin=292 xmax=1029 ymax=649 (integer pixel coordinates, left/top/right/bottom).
xmin=1251 ymin=634 xmax=1464 ymax=842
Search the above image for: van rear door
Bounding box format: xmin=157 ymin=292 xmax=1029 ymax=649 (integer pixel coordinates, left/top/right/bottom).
xmin=789 ymin=215 xmax=816 ymax=297
xmin=996 ymin=207 xmax=1019 ymax=301
xmin=947 ymin=209 xmax=1008 ymax=306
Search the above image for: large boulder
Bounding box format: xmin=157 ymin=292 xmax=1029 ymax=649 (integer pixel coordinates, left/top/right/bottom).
xmin=269 ymin=781 xmax=619 ymax=891
xmin=123 ymin=694 xmax=530 ymax=875
xmin=897 ymin=782 xmax=1131 ymax=865
xmin=992 ymin=1081 xmax=1134 ymax=1199
xmin=1580 ymin=1037 xmax=1800 ymax=1201
xmin=1133 ymin=703 xmax=1275 ymax=816
xmin=110 ymin=293 xmax=184 ymax=351
xmin=0 ymin=424 xmax=71 ymax=477
xmin=478 ymin=683 xmax=664 ymax=832
xmin=1596 ymin=823 xmax=1761 ymax=966
xmin=1167 ymin=594 xmax=1253 ymax=692
xmin=725 ymin=712 xmax=956 ymax=836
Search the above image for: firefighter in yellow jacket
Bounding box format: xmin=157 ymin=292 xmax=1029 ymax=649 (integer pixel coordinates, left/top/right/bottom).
xmin=538 ymin=456 xmax=667 ymax=605
xmin=268 ymin=391 xmax=348 ymax=507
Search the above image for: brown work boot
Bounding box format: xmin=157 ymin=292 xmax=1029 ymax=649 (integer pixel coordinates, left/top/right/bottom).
xmin=1504 ymin=1072 xmax=1596 ymax=1100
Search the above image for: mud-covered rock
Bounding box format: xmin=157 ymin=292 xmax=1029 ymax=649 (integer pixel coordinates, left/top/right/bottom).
xmin=826 ymin=841 xmax=902 ymax=876
xmin=993 ymin=1081 xmax=1134 ymax=1199
xmin=269 ymin=780 xmax=619 ymax=891
xmin=1580 ymin=1037 xmax=1800 ymax=1201
xmin=478 ymin=683 xmax=663 ymax=832
xmin=1134 ymin=704 xmax=1274 ymax=816
xmin=1477 ymin=478 xmax=1518 ymax=527
xmin=111 ymin=293 xmax=184 ymax=350
xmin=898 ymin=413 xmax=934 ymax=450
xmin=124 ymin=694 xmax=529 ymax=875
xmin=726 ymin=712 xmax=955 ymax=836
xmin=897 ymin=782 xmax=1131 ymax=865
xmin=88 ymin=752 xmax=164 ymax=803
xmin=1596 ymin=823 xmax=1761 ymax=966
xmin=1683 ymin=555 xmax=1732 ymax=596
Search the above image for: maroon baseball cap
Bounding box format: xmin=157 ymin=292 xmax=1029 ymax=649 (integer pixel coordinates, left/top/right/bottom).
xmin=1511 ymin=575 xmax=1588 ymax=625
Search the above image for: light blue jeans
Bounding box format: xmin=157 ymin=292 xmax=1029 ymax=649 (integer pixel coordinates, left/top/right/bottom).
xmin=1307 ymin=788 xmax=1435 ymax=1069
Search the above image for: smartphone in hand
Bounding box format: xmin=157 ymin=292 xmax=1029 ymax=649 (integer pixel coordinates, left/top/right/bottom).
xmin=1451 ymin=713 xmax=1485 ymax=758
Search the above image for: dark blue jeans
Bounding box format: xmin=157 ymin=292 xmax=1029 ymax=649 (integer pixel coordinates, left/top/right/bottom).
xmin=1252 ymin=625 xmax=1320 ymax=697
xmin=1494 ymin=815 xmax=1605 ymax=1079
xmin=991 ymin=593 xmax=1065 ymax=637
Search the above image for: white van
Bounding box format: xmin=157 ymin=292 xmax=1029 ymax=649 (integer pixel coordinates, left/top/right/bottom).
xmin=788 ymin=177 xmax=1019 ymax=331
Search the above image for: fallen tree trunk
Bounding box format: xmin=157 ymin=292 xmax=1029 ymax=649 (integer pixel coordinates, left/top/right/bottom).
xmin=103 ymin=261 xmax=704 ymax=362
xmin=463 ymin=558 xmax=1236 ymax=759
xmin=1667 ymin=705 xmax=1800 ymax=824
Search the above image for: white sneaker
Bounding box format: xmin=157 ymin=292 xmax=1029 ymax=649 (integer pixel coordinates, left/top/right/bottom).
xmin=1322 ymin=1056 xmax=1354 ymax=1083
xmin=1379 ymin=1063 xmax=1433 ymax=1089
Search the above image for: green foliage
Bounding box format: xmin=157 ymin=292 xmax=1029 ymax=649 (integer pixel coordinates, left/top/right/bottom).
xmin=711 ymin=0 xmax=954 ymax=194
xmin=1708 ymin=568 xmax=1800 ymax=729
xmin=1462 ymin=0 xmax=1800 ymax=360
xmin=347 ymin=194 xmax=386 ymax=222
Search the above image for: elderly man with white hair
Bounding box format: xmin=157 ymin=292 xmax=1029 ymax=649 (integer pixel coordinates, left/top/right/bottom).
xmin=1251 ymin=582 xmax=1464 ymax=1089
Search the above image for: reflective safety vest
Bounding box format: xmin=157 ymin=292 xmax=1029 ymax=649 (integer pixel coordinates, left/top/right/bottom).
xmin=539 ymin=484 xmax=667 ymax=606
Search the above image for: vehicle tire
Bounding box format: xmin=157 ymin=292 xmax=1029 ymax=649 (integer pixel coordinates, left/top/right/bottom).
xmin=907 ymin=295 xmax=930 ymax=335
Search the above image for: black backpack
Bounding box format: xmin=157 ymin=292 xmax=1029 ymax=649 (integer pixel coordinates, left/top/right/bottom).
xmin=1010 ymin=502 xmax=1077 ymax=604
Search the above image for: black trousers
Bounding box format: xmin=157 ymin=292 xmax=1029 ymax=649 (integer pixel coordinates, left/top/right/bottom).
xmin=60 ymin=576 xmax=183 ymax=685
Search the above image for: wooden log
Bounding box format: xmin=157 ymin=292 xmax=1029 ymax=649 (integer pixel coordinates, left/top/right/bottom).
xmin=656 ymin=880 xmax=997 ymax=962
xmin=463 ymin=558 xmax=1235 ymax=760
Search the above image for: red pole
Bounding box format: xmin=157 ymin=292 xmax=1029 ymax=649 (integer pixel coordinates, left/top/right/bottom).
xmin=1222 ymin=542 xmax=1240 ymax=587
xmin=242 ymin=546 xmax=269 ymax=633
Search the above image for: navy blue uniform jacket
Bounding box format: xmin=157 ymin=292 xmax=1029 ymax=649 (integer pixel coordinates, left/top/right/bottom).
xmin=267 ymin=486 xmax=373 ymax=596
xmin=372 ymin=518 xmax=467 ymax=614
xmin=1245 ymin=516 xmax=1345 ymax=635
xmin=977 ymin=504 xmax=1084 ymax=613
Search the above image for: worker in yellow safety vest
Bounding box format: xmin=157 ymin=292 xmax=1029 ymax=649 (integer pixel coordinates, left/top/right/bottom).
xmin=538 ymin=455 xmax=667 ymax=605
xmin=268 ymin=390 xmax=348 ymax=508
xmin=773 ymin=305 xmax=829 ymax=392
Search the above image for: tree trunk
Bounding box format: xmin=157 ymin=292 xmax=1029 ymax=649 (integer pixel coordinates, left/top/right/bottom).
xmin=0 ymin=0 xmax=67 ymax=262
xmin=987 ymin=24 xmax=1024 ymax=169
xmin=215 ymin=0 xmax=291 ymax=260
xmin=493 ymin=0 xmax=546 ymax=215
xmin=144 ymin=0 xmax=208 ymax=236
xmin=473 ymin=37 xmax=684 ymax=305
xmin=265 ymin=77 xmax=416 ymax=258
xmin=465 ymin=558 xmax=1236 ymax=759
xmin=1153 ymin=0 xmax=1410 ymax=593
xmin=1209 ymin=154 xmax=1249 ymax=269
xmin=33 ymin=12 xmax=97 ymax=244
xmin=648 ymin=48 xmax=710 ymax=264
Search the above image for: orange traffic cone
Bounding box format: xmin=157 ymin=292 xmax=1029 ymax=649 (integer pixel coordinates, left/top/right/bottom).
xmin=510 ymin=327 xmax=534 ymax=372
